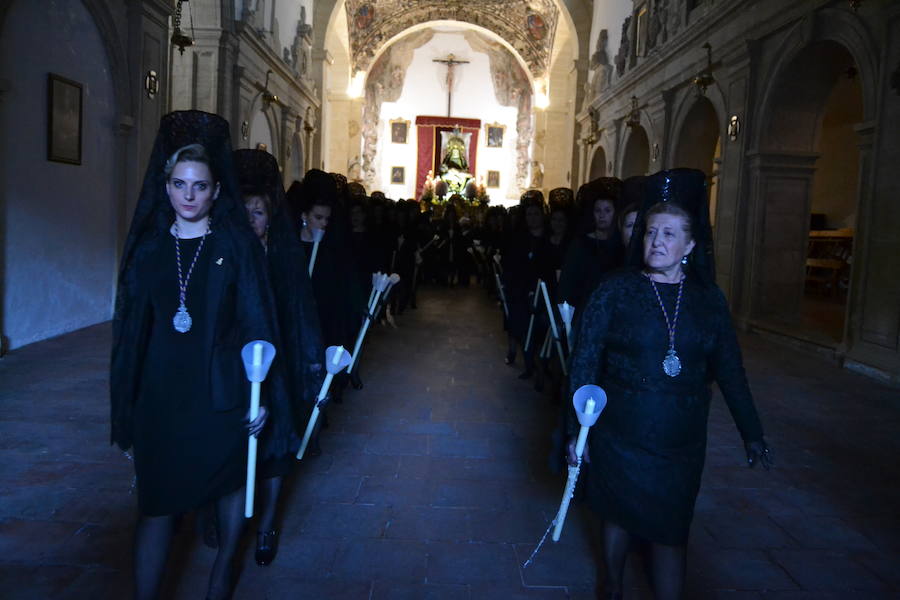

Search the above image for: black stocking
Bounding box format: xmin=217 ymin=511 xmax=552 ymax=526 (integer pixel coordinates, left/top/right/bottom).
xmin=601 ymin=520 xmax=631 ymax=596
xmin=133 ymin=513 xmax=175 ymax=600
xmin=649 ymin=543 xmax=686 ymax=600
xmin=257 ymin=476 xmax=282 ymax=533
xmin=206 ymin=487 xmax=246 ymax=600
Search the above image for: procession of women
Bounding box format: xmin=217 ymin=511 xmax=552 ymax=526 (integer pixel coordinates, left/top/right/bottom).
xmin=110 ymin=110 xmax=771 ymax=600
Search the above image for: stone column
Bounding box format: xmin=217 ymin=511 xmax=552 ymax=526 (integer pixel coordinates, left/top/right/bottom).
xmin=743 ymin=151 xmax=819 ymax=324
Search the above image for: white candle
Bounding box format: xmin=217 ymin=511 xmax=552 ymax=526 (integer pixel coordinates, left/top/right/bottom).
xmin=552 ymin=396 xmax=596 ymax=541
xmin=244 ymin=342 xmax=263 ymax=518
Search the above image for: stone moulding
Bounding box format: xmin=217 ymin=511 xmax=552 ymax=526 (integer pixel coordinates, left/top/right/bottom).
xmin=344 ymin=0 xmax=559 ymax=80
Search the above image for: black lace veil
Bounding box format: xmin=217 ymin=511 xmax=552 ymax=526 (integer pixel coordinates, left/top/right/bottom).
xmin=111 ymin=110 xmax=291 ymax=457
xmin=233 ymin=149 xmax=325 ymax=428
xmin=625 ymin=168 xmax=716 ymax=286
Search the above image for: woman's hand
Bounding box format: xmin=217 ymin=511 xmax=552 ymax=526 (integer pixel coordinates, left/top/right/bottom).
xmin=745 ymin=439 xmax=773 ymax=470
xmin=246 ymin=405 xmax=269 ymax=438
xmin=566 ymin=437 xmax=590 ymax=467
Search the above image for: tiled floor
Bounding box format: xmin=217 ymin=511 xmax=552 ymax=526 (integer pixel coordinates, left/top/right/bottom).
xmin=1 ymin=285 xmax=898 ymax=599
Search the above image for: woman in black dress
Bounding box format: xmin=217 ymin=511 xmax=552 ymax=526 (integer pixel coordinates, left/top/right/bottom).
xmin=295 ymin=170 xmax=365 ymax=406
xmin=558 ymin=178 xmax=624 ymax=316
xmin=502 ymin=195 xmax=554 ymax=381
xmin=110 ymin=111 xmax=288 ymax=599
xmin=235 ymin=149 xmax=324 ymax=566
xmin=566 ymin=169 xmax=772 ymax=600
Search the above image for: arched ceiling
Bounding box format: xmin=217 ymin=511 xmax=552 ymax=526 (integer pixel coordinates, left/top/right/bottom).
xmin=343 ymin=0 xmax=560 ymax=79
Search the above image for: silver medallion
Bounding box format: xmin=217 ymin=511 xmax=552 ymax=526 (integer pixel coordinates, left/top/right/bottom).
xmin=662 ymin=349 xmax=682 ymax=377
xmin=173 ymin=303 xmax=192 ymax=333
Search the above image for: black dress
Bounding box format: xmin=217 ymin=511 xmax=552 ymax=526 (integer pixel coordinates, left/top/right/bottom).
xmin=132 ymin=233 xmax=247 ymax=516
xmin=568 ymin=269 xmax=764 ymax=545
xmin=302 ymin=238 xmax=364 ymax=349
xmin=558 ymin=234 xmax=623 ymax=312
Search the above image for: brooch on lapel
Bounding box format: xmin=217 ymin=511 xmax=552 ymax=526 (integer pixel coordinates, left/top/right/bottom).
xmin=215 ymin=257 xmax=224 ymax=266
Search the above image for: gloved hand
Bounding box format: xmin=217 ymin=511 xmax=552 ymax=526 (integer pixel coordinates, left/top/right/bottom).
xmin=745 ymin=439 xmax=773 ymax=470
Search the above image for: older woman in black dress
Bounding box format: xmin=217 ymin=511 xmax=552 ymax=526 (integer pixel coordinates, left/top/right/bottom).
xmin=567 ymin=169 xmax=771 ymax=600
xmin=111 ymin=112 xmax=288 ymax=599
xmin=235 ymin=149 xmax=324 ymax=566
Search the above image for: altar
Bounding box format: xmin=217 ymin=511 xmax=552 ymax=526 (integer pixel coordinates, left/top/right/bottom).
xmin=414 ymin=115 xmax=480 ymax=199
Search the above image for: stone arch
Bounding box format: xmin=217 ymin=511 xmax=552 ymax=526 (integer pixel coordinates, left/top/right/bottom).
xmin=249 ymin=104 xmax=280 ymax=156
xmin=747 ymin=26 xmax=874 ymax=340
xmin=668 ymin=81 xmax=726 ymax=169
xmin=620 ymin=125 xmax=650 ymax=179
xmin=588 ymin=144 xmax=608 ymax=179
xmin=0 ymin=0 xmax=126 ymax=349
xmin=288 ymin=131 xmax=305 ymax=183
xmin=751 ymin=8 xmax=878 ymax=151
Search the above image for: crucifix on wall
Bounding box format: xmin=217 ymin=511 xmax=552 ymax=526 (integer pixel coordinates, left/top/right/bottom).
xmin=433 ymin=54 xmax=470 ymax=117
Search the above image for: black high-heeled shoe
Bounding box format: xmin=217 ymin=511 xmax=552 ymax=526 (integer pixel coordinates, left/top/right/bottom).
xmin=255 ymin=529 xmax=279 ymax=566
xmin=350 ymin=371 xmax=363 ymax=390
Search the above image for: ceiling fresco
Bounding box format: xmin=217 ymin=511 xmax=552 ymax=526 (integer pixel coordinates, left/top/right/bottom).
xmin=344 ymin=0 xmax=560 ymax=79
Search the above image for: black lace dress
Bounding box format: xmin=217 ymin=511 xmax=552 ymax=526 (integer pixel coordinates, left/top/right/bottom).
xmin=567 ymin=269 xmax=764 ymax=545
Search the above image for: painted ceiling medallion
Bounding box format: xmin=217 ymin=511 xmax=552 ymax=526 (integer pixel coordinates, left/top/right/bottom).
xmin=355 ymin=4 xmax=375 ymax=30
xmin=526 ymin=13 xmax=546 ymax=41
xmin=344 ymin=0 xmax=559 ymax=80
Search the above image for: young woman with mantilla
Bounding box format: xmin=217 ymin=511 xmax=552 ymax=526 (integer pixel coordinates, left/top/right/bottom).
xmin=234 ymin=148 xmax=324 ymax=566
xmin=566 ymin=169 xmax=772 ymax=600
xmin=558 ymin=177 xmax=624 ymax=316
xmin=110 ymin=111 xmax=290 ymax=600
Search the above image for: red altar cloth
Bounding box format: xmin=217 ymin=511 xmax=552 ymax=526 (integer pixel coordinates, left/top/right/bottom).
xmin=415 ymin=116 xmax=481 ymax=199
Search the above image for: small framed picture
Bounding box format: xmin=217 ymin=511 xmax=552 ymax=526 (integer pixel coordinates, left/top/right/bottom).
xmin=487 ymin=170 xmax=500 ymax=188
xmin=390 ymin=166 xmax=405 ymax=184
xmin=390 ymin=119 xmax=409 ymax=144
xmin=485 ymin=123 xmax=505 ymax=148
xmin=47 ymin=73 xmax=83 ymax=165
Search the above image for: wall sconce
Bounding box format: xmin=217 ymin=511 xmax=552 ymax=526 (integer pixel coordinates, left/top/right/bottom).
xmin=144 ymin=70 xmax=159 ymax=99
xmin=171 ymin=0 xmax=194 ymax=55
xmin=626 ymin=96 xmax=641 ymax=128
xmin=692 ymin=42 xmax=714 ymax=96
xmin=728 ymin=115 xmax=741 ymax=141
xmin=261 ymin=70 xmax=278 ymax=107
xmin=584 ymin=107 xmax=601 ymax=144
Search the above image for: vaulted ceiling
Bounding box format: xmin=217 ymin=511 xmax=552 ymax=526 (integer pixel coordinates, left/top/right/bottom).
xmin=343 ymin=0 xmax=560 ymax=79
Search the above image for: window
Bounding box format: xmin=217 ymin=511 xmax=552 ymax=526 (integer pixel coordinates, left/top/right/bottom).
xmin=635 ymin=6 xmax=649 ymax=58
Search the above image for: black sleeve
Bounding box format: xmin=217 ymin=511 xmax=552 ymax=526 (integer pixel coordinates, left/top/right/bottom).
xmin=109 ymin=251 xmax=153 ymax=451
xmin=709 ymin=287 xmax=765 ymax=443
xmin=566 ymin=280 xmax=616 ymax=437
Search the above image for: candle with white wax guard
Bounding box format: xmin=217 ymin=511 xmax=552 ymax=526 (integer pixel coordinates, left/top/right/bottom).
xmin=244 ymin=342 xmax=263 ymax=518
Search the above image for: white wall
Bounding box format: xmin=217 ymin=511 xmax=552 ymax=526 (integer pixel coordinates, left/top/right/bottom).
xmin=377 ymin=31 xmax=520 ymax=204
xmin=0 ymin=0 xmax=118 ymax=349
xmin=273 ymin=0 xmax=314 ymax=57
xmin=250 ymin=109 xmax=275 ymax=151
xmin=590 ymin=0 xmax=632 ymax=64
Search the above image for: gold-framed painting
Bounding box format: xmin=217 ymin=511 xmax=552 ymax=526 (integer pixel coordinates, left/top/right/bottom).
xmin=486 ymin=170 xmax=500 ymax=188
xmin=390 ymin=166 xmax=405 ymax=184
xmin=390 ymin=118 xmax=410 ymax=144
xmin=485 ymin=122 xmax=505 ymax=148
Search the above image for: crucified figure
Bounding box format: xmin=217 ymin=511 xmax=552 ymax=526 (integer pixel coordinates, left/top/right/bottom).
xmin=433 ymin=54 xmax=470 ymax=117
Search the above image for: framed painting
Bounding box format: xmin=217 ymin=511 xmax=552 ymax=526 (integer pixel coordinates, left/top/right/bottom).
xmin=390 ymin=119 xmax=410 ymax=144
xmin=391 ymin=166 xmax=405 ymax=184
xmin=486 ymin=170 xmax=500 ymax=188
xmin=47 ymin=74 xmax=83 ymax=165
xmin=485 ymin=123 xmax=505 ymax=148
